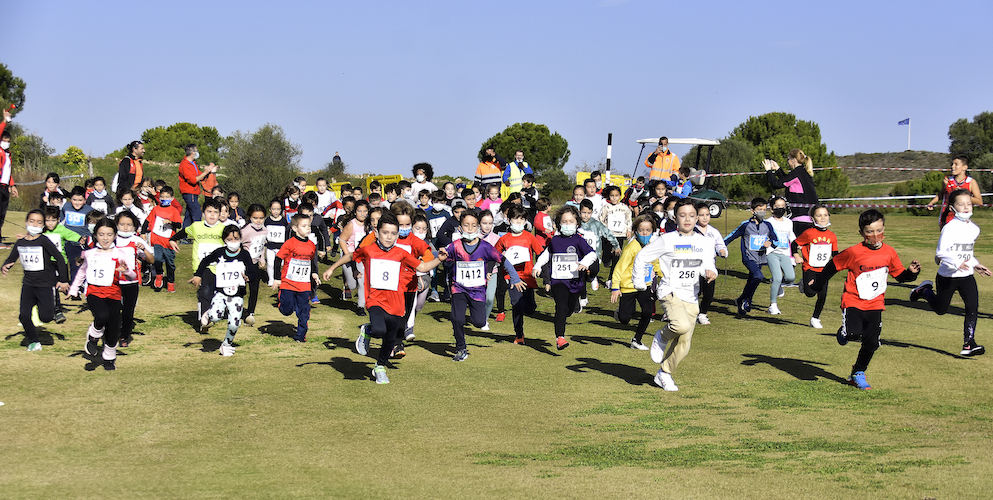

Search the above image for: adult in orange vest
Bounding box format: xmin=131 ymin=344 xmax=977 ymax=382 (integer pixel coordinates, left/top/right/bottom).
xmin=644 ymin=137 xmax=681 ymax=182
xmin=0 ymin=107 xmax=18 ymax=247
xmin=116 ymin=140 xmax=145 ymax=195
xmin=475 ymin=144 xmax=505 ymax=191
xmin=178 ymin=143 xmax=218 ymax=228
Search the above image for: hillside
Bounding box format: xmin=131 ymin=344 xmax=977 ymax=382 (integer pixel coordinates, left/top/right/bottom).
xmin=838 ymin=150 xmax=949 ymax=185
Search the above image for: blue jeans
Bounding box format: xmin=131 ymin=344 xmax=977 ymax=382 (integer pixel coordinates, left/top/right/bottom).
xmin=739 ymin=258 xmax=765 ymax=305
xmin=278 ymin=289 xmax=311 ymax=341
xmin=183 ymin=193 xmax=202 ymax=228
xmin=153 ymin=245 xmax=176 ymax=283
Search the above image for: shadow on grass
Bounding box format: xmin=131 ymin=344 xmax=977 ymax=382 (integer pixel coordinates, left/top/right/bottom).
xmin=69 ymin=349 xmax=127 ymax=371
xmin=258 ymin=320 xmax=297 ymax=338
xmin=6 ymin=329 xmax=66 ymax=346
xmin=322 ymin=336 xmax=354 ymax=351
xmin=570 ymin=331 xmax=631 ymax=348
xmin=880 ymin=338 xmax=968 ymax=359
xmin=183 ymin=338 xmax=221 ymax=353
xmin=162 ymin=310 xmax=201 ymax=332
xmin=740 ymin=353 xmax=848 ymax=383
xmin=297 ymin=357 xmax=373 ymax=381
xmin=565 ymin=357 xmax=650 ymax=386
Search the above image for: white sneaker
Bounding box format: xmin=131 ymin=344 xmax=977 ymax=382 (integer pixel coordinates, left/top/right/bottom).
xmin=809 ymin=317 xmax=823 ymax=329
xmin=650 ymin=329 xmax=668 ymax=364
xmin=630 ymin=339 xmax=649 ymax=350
xmin=768 ymin=304 xmax=781 ymax=315
xmin=372 ymin=365 xmax=390 ymax=384
xmin=355 ymin=324 xmax=371 ymax=356
xmin=200 ymin=312 xmax=211 ymax=331
xmin=244 ymin=314 xmax=255 ymax=327
xmin=590 ymin=278 xmax=599 ymax=291
xmin=27 ymin=342 xmax=42 ymax=352
xmin=480 ymin=322 xmax=490 ymax=331
xmin=605 ymin=280 xmax=612 ymax=289
xmin=219 ymin=342 xmax=235 ymax=357
xmin=654 ymin=369 xmax=679 ymax=391
xmin=580 ymin=298 xmax=589 ymax=308
xmin=404 ymin=329 xmax=415 ymax=342
xmin=696 ymin=314 xmax=710 ymax=325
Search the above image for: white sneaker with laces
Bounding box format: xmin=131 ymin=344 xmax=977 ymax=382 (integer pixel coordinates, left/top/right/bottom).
xmin=220 ymin=342 xmax=236 ymax=357
xmin=768 ymin=304 xmax=781 ymax=315
xmin=591 ymin=278 xmax=599 ymax=291
xmin=480 ymin=322 xmax=490 ymax=331
xmin=654 ymin=369 xmax=679 ymax=391
xmin=373 ymin=365 xmax=390 ymax=384
xmin=580 ymin=298 xmax=589 ymax=308
xmin=650 ymin=329 xmax=668 ymax=364
xmin=809 ymin=317 xmax=823 ymax=329
xmin=697 ymin=314 xmax=710 ymax=325
xmin=630 ymin=339 xmax=649 ymax=350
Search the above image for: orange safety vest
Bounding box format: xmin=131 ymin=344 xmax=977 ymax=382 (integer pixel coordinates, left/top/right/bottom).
xmin=128 ymin=158 xmax=144 ymax=189
xmin=646 ymin=152 xmax=680 ymax=181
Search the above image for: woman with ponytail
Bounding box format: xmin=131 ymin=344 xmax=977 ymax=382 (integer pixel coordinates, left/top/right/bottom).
xmin=763 ymin=149 xmax=819 ymax=236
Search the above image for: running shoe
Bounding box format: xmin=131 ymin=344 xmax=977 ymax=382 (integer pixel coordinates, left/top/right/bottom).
xmin=480 ymin=322 xmax=490 ymax=331
xmin=778 ymin=286 xmax=785 ymax=298
xmin=342 ymin=289 xmax=352 ymax=300
xmin=614 ymin=310 xmax=621 ymax=322
xmin=200 ymin=312 xmax=211 ymax=332
xmin=154 ymin=275 xmax=163 ymax=289
xmin=809 ymin=317 xmax=823 ymax=329
xmin=495 ymin=312 xmax=505 ymax=322
xmin=355 ymin=325 xmax=371 ymax=356
xmin=373 ymin=365 xmax=390 ymax=384
xmin=556 ymin=337 xmax=569 ymax=350
xmin=910 ymin=280 xmax=934 ymax=302
xmin=579 ymin=297 xmax=589 ymax=308
xmin=404 ymin=329 xmax=415 ymax=342
xmin=54 ymin=310 xmax=66 ymax=324
xmin=452 ymin=349 xmax=470 ymax=362
xmin=696 ymin=314 xmax=710 ymax=325
xmin=847 ymin=371 xmax=871 ymax=390
xmin=392 ymin=343 xmax=406 ymax=358
xmin=428 ymin=290 xmax=441 ymax=302
xmin=836 ymin=326 xmax=849 ymax=346
xmin=961 ymin=343 xmax=986 ymax=356
xmin=590 ymin=278 xmax=599 ymax=291
xmin=244 ymin=314 xmax=255 ymax=327
xmin=103 ymin=359 xmax=116 ymax=371
xmin=630 ymin=339 xmax=649 ymax=350
xmin=768 ymin=304 xmax=781 ymax=315
xmin=85 ymin=335 xmax=99 ymax=357
xmin=356 ymin=308 xmax=366 ymax=317
xmin=734 ymin=298 xmax=750 ymax=317
xmin=650 ymin=329 xmax=668 ymax=363
xmin=654 ymin=369 xmax=678 ymax=391
xmin=27 ymin=342 xmax=42 ymax=352
xmin=513 ymin=337 xmax=525 ymax=345
xmin=310 ymin=296 xmax=320 ymax=306
xmin=220 ymin=341 xmax=236 ymax=357
xmin=167 ymin=282 xmax=175 ymax=293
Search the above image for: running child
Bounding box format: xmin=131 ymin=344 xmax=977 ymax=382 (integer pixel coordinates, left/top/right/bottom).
xmin=264 ymin=199 xmax=289 ymax=286
xmin=192 ymin=225 xmax=257 ymax=356
xmin=926 ymin=155 xmax=984 ymax=228
xmin=532 ymin=205 xmax=598 ymax=350
xmin=142 ymin=186 xmax=182 ymax=292
xmin=2 ymin=210 xmax=70 ymax=351
xmin=807 ymin=209 xmax=921 ymax=390
xmin=239 ymin=204 xmax=268 ymax=327
xmin=272 ymin=213 xmax=321 ymax=342
xmin=114 ymin=211 xmax=154 ymax=347
xmin=42 ymin=206 xmax=80 ymax=323
xmin=695 ymin=202 xmax=728 ymax=325
xmin=494 ymin=205 xmax=545 ymax=344
xmin=283 ymin=185 xmax=302 ymax=220
xmin=403 ymin=213 xmax=435 ymax=341
xmin=69 ymin=217 xmax=138 ymax=370
xmin=633 ymin=198 xmax=718 ymax=392
xmin=793 ymin=204 xmax=838 ymax=329
xmin=765 ymin=195 xmax=796 ymax=315
xmin=171 ymin=198 xmax=225 ymax=324
xmin=578 ymin=199 xmax=619 ymax=303
xmin=911 ymin=189 xmax=990 ymax=356
xmin=324 ymin=212 xmax=446 ymax=383
xmin=115 ymin=189 xmax=147 ymax=227
xmin=611 ymin=214 xmax=662 ymax=349
xmin=85 ymin=176 xmax=116 ymax=216
xmin=724 ymin=198 xmax=778 ymax=317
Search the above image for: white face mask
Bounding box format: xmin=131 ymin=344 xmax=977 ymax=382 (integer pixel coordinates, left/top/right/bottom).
xmin=193 ymin=152 xmax=200 ymax=160
xmin=814 ymin=221 xmax=832 ymax=229
xmin=510 ymin=223 xmax=526 ymax=234
xmin=666 ymin=209 xmax=675 ymax=220
xmin=433 ymin=203 xmax=447 ymax=211
xmin=954 ymin=209 xmax=973 ymax=221
xmin=26 ymin=225 xmax=43 ymax=236
xmin=416 ymin=174 xmax=426 ymax=183
xmin=0 ymin=141 xmax=9 ymax=150
xmin=226 ymin=241 xmax=242 ymax=252
xmin=413 ymin=230 xmax=427 ymax=240
xmin=117 ymin=231 xmax=134 ymax=239
xmin=559 ymin=224 xmax=577 ymax=236
xmin=87 ymin=224 xmax=96 ymax=233
xmin=461 ymin=231 xmax=479 ymax=241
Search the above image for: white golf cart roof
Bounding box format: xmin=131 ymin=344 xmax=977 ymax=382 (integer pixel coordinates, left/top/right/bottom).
xmin=637 ymin=138 xmax=720 ymax=146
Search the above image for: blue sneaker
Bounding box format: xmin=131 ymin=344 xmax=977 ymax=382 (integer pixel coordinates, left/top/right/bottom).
xmin=847 ymin=371 xmax=871 ymax=390
xmin=452 ymin=349 xmax=470 ymax=362
xmin=836 ymin=327 xmax=848 ymax=346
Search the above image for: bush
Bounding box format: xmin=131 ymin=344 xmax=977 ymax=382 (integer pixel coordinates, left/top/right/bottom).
xmin=891 ymin=170 xmax=944 ymax=215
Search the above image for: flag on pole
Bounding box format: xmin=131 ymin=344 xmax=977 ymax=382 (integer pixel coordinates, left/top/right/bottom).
xmin=898 ymin=118 xmax=910 ymax=125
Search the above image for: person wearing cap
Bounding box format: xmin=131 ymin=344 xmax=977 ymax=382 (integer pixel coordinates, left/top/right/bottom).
xmin=501 ymin=149 xmax=533 ymax=200
xmin=475 ymin=144 xmax=504 ymax=192
xmin=645 ymin=137 xmax=681 ymax=182
xmin=0 ymin=107 xmax=19 ymax=247
xmin=117 ymin=140 xmax=145 ymax=194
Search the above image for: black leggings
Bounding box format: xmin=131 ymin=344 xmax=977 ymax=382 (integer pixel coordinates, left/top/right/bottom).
xmin=698 ymin=276 xmax=715 ymax=314
xmin=618 ymin=289 xmax=654 ymax=343
xmin=923 ymin=274 xmax=980 ymax=344
xmin=368 ymin=306 xmax=404 ymax=366
xmin=246 ymin=261 xmax=262 ymax=315
xmin=841 ymin=308 xmax=882 ymax=373
xmin=198 ymin=269 xmax=216 ymax=318
xmin=551 ymin=284 xmax=578 ymax=338
xmin=508 ymin=287 xmax=536 ymax=337
xmin=20 ymin=285 xmax=56 ymax=343
xmin=88 ymin=294 xmax=123 ymax=348
xmin=801 ymin=268 xmax=829 ymax=318
xmin=120 ymin=283 xmax=139 ymax=341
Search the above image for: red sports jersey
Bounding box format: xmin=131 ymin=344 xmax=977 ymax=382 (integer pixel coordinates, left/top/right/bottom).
xmin=146 ymin=203 xmax=183 ymax=248
xmin=393 ymin=235 xmax=434 ymax=292
xmin=352 ymin=243 xmax=422 ymax=316
xmin=276 ymin=237 xmax=317 ymax=292
xmin=494 ymin=231 xmax=545 ymax=288
xmin=831 ymin=242 xmax=906 ymax=311
xmin=794 ymin=227 xmax=839 ymax=272
xmin=941 ymin=175 xmax=974 ymax=225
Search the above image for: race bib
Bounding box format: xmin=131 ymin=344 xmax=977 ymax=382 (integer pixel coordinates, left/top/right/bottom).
xmin=808 ymin=243 xmax=832 ymax=268
xmin=153 ymin=216 xmax=173 ymax=238
xmin=643 ymin=263 xmax=654 ymax=284
xmin=775 ymin=230 xmax=790 ymax=248
xmin=608 ymin=211 xmax=625 ymax=231
xmin=268 ymin=225 xmax=286 ymax=244
xmin=249 ymin=235 xmax=267 ymax=260
xmin=65 ymin=211 xmax=85 ymax=227
xmin=672 ymin=267 xmax=699 ymax=290
xmin=20 ymin=246 xmax=44 ymax=272
xmin=369 ymin=258 xmax=401 ymax=291
xmin=197 ymin=243 xmax=222 ymax=263
xmin=215 ymin=261 xmax=247 ymax=288
xmin=45 ymin=234 xmax=63 ymax=253
xmin=90 ymin=200 xmax=108 ymax=214
xmin=456 ymin=260 xmax=486 ymax=287
xmin=551 ymin=253 xmax=579 ymax=280
xmin=504 ymin=245 xmax=529 ymax=265
xmin=117 ymin=246 xmax=137 ymax=273
xmin=87 ymin=254 xmax=115 ymax=286
xmin=855 ymin=267 xmax=888 ymax=300
xmin=748 ymin=234 xmax=767 ymax=251
xmin=542 ymin=214 xmax=552 ymax=232
xmin=429 ymin=216 xmax=446 ymax=236
xmin=286 ymin=258 xmax=311 ymax=283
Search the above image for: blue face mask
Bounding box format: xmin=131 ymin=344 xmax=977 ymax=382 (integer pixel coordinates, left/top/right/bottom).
xmin=637 ymin=234 xmax=651 ymax=246
xmin=398 ymin=227 xmax=411 ymax=238
xmin=160 ymin=199 xmax=172 ymax=207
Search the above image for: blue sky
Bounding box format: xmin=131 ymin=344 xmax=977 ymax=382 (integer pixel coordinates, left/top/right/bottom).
xmin=6 ymin=0 xmax=992 ymax=178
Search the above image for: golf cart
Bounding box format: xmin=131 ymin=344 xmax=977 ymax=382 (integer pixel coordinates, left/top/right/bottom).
xmin=634 ymin=138 xmax=728 ymax=218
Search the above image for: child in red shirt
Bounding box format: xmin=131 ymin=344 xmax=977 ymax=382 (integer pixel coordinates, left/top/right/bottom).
xmin=808 ymin=209 xmax=921 ymax=390
xmin=793 ymin=204 xmax=839 ymax=329
xmin=324 ymin=211 xmax=445 ymax=384
xmin=272 ymin=213 xmax=321 ymax=342
xmin=142 ymin=186 xmax=183 ymax=292
xmin=532 ymin=197 xmax=554 ymax=246
xmin=494 ymin=205 xmax=545 ymax=343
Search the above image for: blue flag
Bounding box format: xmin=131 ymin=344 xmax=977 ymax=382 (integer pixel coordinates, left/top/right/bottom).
xmin=898 ymin=118 xmax=910 ymax=125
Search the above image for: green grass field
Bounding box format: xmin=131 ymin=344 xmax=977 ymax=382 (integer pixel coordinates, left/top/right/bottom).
xmin=2 ymin=209 xmax=992 ymax=499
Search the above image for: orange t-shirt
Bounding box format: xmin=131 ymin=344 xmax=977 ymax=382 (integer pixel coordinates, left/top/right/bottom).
xmin=494 ymin=231 xmax=545 ymax=288
xmin=352 ymin=243 xmax=422 ymax=316
xmin=393 ymin=234 xmax=434 ymax=292
xmin=794 ymin=227 xmax=839 ymax=272
xmin=831 ymin=243 xmax=906 ymax=311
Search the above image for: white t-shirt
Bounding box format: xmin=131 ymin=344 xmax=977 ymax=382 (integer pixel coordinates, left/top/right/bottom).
xmin=935 ymin=217 xmax=981 ymax=278
xmin=766 ymin=217 xmax=796 ymax=256
xmin=632 ymin=231 xmax=717 ymax=303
